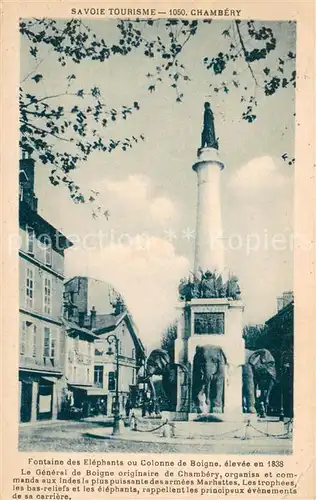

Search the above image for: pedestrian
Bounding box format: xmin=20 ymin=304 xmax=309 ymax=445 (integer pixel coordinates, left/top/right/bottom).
xmin=155 ymin=397 xmax=161 ymax=418
xmin=148 ymin=399 xmax=154 ymax=417
xmin=125 ymin=397 xmax=132 ymax=418
xmin=258 ymin=401 xmax=266 ymax=418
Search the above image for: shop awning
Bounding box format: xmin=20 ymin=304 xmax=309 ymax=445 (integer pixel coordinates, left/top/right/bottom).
xmin=86 ymin=387 xmax=107 ymax=396
xmin=20 ymin=377 xmax=33 ymax=384
xmin=68 ymin=384 xmax=90 ymax=391
xmin=41 ymin=376 xmax=57 ymax=384
xmin=68 ymin=384 xmax=106 ymax=396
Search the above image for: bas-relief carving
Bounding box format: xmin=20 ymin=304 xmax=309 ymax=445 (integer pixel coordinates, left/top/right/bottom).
xmin=194 ymin=312 xmax=225 ymax=335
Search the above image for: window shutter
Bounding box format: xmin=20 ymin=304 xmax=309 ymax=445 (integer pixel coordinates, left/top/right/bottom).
xmin=20 ymin=322 xmax=27 ymax=355
xmin=32 ymin=324 xmax=37 ymax=357
xmin=50 ymin=329 xmax=58 ymax=360
xmin=43 ymin=327 xmax=50 ymax=357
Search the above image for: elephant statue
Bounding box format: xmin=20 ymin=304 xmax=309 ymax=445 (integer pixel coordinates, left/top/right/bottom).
xmin=192 ymin=345 xmax=227 ymax=414
xmin=242 ymin=348 xmax=277 ymax=416
xmin=141 ymin=349 xmax=189 ymax=411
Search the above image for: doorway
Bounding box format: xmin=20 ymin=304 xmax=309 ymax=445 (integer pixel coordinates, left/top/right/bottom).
xmin=20 ymin=381 xmax=32 ymax=422
xmin=37 ymin=382 xmax=53 ymax=420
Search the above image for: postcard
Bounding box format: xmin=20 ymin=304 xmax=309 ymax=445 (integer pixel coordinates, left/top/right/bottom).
xmin=1 ymin=1 xmax=315 ymax=499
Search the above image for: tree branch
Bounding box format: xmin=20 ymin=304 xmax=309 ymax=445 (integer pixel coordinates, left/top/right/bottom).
xmin=235 ymin=20 xmax=259 ymax=87
xmin=20 ymin=120 xmax=70 ymax=142
xmin=21 ymin=58 xmax=45 ymax=83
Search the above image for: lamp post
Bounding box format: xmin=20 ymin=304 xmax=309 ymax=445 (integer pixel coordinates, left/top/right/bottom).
xmin=279 ymin=384 xmax=284 ymax=422
xmin=106 ymin=334 xmax=121 ymax=435
xmin=279 ymin=350 xmax=288 ymax=422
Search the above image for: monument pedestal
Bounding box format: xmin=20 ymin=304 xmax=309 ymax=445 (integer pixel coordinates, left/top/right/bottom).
xmin=175 ymin=298 xmax=245 ymax=419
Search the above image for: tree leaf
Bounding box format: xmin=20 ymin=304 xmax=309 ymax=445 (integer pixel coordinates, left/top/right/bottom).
xmin=32 ymin=74 xmax=43 ymax=83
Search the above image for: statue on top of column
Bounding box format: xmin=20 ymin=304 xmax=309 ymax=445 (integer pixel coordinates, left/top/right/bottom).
xmin=201 ymin=102 xmax=219 ymax=150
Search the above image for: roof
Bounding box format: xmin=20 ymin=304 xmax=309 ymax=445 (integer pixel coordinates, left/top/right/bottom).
xmin=265 ymin=300 xmax=294 ymax=326
xmin=93 ymin=311 xmax=146 ymax=355
xmin=94 ymin=312 xmax=126 ymax=331
xmin=19 ymin=201 xmax=73 ymax=251
xmin=62 ymin=319 xmax=98 ymax=339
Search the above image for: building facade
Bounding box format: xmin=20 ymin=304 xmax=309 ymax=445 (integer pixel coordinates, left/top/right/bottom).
xmin=61 ymin=319 xmax=103 ymax=418
xmin=64 ymin=276 xmax=146 ymax=415
xmin=265 ymin=292 xmax=294 ymax=418
xmin=63 ymin=276 xmax=115 ymax=321
xmin=19 ymin=155 xmax=72 ymax=422
xmin=93 ymin=311 xmax=145 ymax=415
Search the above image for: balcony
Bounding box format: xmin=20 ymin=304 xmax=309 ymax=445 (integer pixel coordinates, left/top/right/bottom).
xmin=19 ymin=354 xmax=62 ymax=373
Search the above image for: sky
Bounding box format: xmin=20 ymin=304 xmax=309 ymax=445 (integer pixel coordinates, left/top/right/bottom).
xmin=21 ymin=19 xmax=296 ymax=349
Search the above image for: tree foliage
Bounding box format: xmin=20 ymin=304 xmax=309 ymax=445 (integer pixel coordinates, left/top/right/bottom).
xmin=243 ymin=323 xmax=268 ymax=350
xmin=20 ymin=18 xmax=296 ymax=206
xmin=161 ymin=322 xmax=177 ymax=362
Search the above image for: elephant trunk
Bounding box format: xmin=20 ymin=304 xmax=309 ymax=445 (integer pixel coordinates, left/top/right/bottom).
xmin=204 ymin=376 xmax=211 ymax=407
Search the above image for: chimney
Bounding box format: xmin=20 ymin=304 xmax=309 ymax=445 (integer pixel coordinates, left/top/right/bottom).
xmin=20 ymin=154 xmax=35 ymax=190
xmin=277 ymin=297 xmax=284 ymax=312
xmin=90 ymin=306 xmax=96 ymax=329
xmin=114 ymin=297 xmax=125 ymax=315
xmin=283 ymin=291 xmax=294 ymax=308
xmin=19 ymin=153 xmax=38 ymax=212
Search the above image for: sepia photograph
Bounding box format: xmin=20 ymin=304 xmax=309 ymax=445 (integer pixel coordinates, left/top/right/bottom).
xmin=17 ymin=16 xmax=296 ymax=456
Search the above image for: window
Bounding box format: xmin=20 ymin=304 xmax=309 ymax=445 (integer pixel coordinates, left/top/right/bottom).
xmin=43 ymin=277 xmax=52 ymax=315
xmin=20 ymin=322 xmax=27 ymax=355
xmin=132 ymin=348 xmax=136 ymax=360
xmin=50 ymin=330 xmax=57 ymax=360
xmin=32 ymin=324 xmax=37 ymax=357
xmin=44 ymin=327 xmax=50 ymax=357
xmin=87 ymin=368 xmax=90 ymax=383
xmin=19 ymin=184 xmax=24 ymax=202
xmin=21 ymin=321 xmax=37 ymax=356
xmin=94 ymin=366 xmax=104 ymax=388
xmin=132 ymin=369 xmax=135 ymax=385
xmin=73 ymin=367 xmax=77 ymax=382
xmin=108 ymin=371 xmax=116 ymax=391
xmin=26 ymin=268 xmax=34 ymax=309
xmin=44 ymin=241 xmax=52 ymax=266
xmin=26 ymin=226 xmax=35 ymax=254
xmin=43 ymin=327 xmax=57 ymax=360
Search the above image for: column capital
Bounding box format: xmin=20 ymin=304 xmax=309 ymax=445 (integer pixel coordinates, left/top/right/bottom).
xmin=193 ymin=147 xmax=224 ymax=172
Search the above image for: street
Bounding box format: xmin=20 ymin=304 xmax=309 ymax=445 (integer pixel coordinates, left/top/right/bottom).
xmin=19 ymin=421 xmax=292 ymax=454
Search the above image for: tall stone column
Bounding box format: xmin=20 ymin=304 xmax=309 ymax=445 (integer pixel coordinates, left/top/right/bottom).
xmin=193 ymin=147 xmax=225 ymax=276
xmin=173 ymin=103 xmax=245 ymax=422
